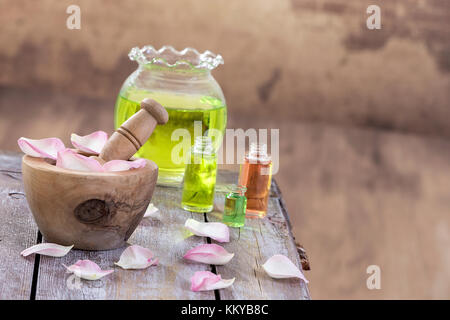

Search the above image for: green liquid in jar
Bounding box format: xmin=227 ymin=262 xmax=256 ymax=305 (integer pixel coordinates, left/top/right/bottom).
xmin=222 ymin=191 xmax=247 ymax=228
xmin=114 ymin=89 xmax=227 ymax=185
xmin=181 ymin=152 xmax=217 ymax=213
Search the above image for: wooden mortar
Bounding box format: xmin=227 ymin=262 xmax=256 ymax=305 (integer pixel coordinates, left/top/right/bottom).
xmin=22 ymin=99 xmax=168 ymax=250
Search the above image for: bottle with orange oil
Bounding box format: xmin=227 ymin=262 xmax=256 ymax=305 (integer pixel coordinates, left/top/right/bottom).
xmin=238 ymin=143 xmax=272 ymax=218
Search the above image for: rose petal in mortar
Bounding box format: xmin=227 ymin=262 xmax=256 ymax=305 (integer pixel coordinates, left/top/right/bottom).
xmin=56 ymin=149 xmax=104 ymax=172
xmin=103 ymin=158 xmax=147 ymax=172
xmin=71 ymin=131 xmax=108 ymax=154
xmin=18 ymin=137 xmax=65 ymax=160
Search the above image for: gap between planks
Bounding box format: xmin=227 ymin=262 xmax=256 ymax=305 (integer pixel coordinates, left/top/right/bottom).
xmin=29 ymin=231 xmax=42 ymax=300
xmin=203 ymin=212 xmax=221 ymax=300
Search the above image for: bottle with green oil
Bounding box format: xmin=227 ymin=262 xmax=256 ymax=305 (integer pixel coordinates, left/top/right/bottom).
xmin=222 ymin=185 xmax=247 ymax=228
xmin=114 ymin=46 xmax=227 ymax=186
xmin=181 ymin=136 xmax=217 ymax=213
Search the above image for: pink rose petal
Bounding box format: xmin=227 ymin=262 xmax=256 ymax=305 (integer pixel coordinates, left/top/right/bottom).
xmin=184 ymin=219 xmax=230 ymax=243
xmin=103 ymin=158 xmax=147 ymax=172
xmin=262 ymin=254 xmax=309 ymax=283
xmin=64 ymin=259 xmax=113 ymax=280
xmin=184 ymin=244 xmax=234 ymax=265
xmin=143 ymin=203 xmax=159 ymax=218
xmin=190 ymin=271 xmax=235 ymax=292
xmin=115 ymin=245 xmax=158 ymax=270
xmin=71 ymin=131 xmax=108 ymax=154
xmin=21 ymin=243 xmax=73 ymax=257
xmin=18 ymin=137 xmax=65 ymax=160
xmin=56 ymin=149 xmax=104 ymax=172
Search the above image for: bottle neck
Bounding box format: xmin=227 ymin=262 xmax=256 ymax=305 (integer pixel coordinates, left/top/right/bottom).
xmin=230 ymin=185 xmax=247 ymax=196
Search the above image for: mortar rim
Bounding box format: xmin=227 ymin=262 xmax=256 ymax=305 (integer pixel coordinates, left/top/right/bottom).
xmin=21 ymin=154 xmax=157 ymax=178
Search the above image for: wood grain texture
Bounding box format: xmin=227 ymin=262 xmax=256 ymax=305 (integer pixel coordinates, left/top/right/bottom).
xmin=22 ymin=155 xmax=158 ymax=250
xmin=35 ymin=186 xmax=215 ymax=300
xmin=0 ymin=153 xmax=308 ymax=299
xmin=0 ymin=152 xmax=38 ymax=300
xmin=208 ymin=192 xmax=310 ymax=300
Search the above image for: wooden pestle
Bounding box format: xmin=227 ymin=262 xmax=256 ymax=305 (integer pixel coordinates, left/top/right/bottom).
xmin=98 ymin=98 xmax=169 ymax=162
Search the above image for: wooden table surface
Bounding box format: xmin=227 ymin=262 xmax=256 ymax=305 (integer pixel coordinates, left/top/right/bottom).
xmin=0 ymin=151 xmax=310 ymax=300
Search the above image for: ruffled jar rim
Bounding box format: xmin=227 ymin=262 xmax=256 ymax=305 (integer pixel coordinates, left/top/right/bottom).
xmin=129 ymin=45 xmax=224 ymax=71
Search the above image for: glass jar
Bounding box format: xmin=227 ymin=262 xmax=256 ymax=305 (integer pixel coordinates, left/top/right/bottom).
xmin=181 ymin=136 xmax=217 ymax=213
xmin=238 ymin=143 xmax=273 ymax=218
xmin=114 ymin=46 xmax=227 ymax=185
xmin=222 ymin=185 xmax=247 ymax=228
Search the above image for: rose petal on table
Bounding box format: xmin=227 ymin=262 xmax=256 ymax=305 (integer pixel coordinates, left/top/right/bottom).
xmin=262 ymin=254 xmax=309 ymax=283
xmin=56 ymin=149 xmax=104 ymax=172
xmin=21 ymin=243 xmax=73 ymax=257
xmin=103 ymin=158 xmax=147 ymax=172
xmin=17 ymin=137 xmax=65 ymax=160
xmin=64 ymin=259 xmax=113 ymax=280
xmin=114 ymin=245 xmax=158 ymax=270
xmin=190 ymin=271 xmax=235 ymax=292
xmin=71 ymin=131 xmax=108 ymax=154
xmin=143 ymin=203 xmax=159 ymax=218
xmin=184 ymin=244 xmax=234 ymax=265
xmin=184 ymin=219 xmax=230 ymax=243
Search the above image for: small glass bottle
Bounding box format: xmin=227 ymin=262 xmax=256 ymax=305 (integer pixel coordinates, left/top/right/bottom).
xmin=181 ymin=136 xmax=217 ymax=213
xmin=238 ymin=143 xmax=272 ymax=218
xmin=222 ymin=185 xmax=247 ymax=227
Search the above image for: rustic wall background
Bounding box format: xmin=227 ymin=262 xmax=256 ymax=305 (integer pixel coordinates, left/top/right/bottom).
xmin=1 ymin=0 xmax=449 ymax=299
xmin=1 ymin=0 xmax=450 ymax=139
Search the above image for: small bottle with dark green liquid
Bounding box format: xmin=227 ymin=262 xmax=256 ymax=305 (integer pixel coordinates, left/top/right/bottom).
xmin=181 ymin=136 xmax=217 ymax=213
xmin=222 ymin=185 xmax=247 ymax=227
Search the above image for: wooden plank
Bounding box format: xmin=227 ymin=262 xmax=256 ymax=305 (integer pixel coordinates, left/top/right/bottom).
xmin=208 ymin=191 xmax=310 ymax=300
xmin=0 ymin=158 xmax=308 ymax=300
xmin=35 ymin=185 xmax=215 ymax=300
xmin=0 ymin=152 xmax=38 ymax=300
